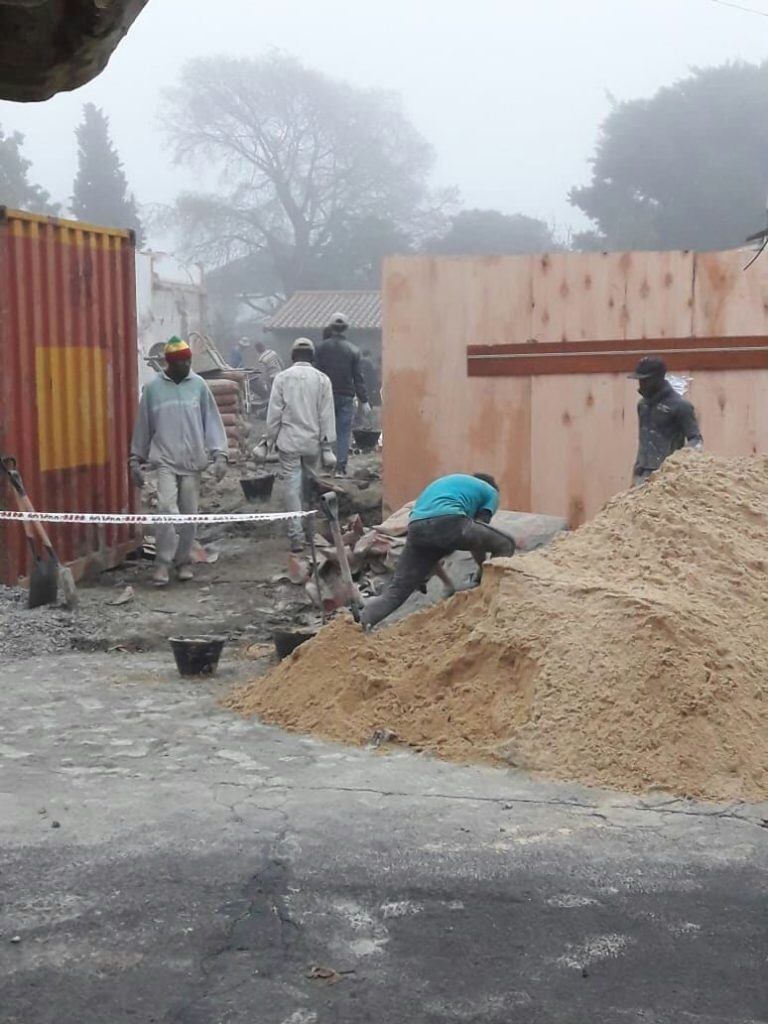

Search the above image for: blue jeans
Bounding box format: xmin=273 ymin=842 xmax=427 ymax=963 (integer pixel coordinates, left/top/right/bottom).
xmin=334 ymin=395 xmax=355 ymax=471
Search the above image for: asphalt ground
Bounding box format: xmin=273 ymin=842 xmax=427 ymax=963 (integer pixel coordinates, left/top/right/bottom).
xmin=1 ymin=651 xmax=766 ymax=1023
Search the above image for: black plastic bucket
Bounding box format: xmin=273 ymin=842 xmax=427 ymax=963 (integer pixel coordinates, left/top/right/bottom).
xmin=353 ymin=429 xmax=381 ymax=452
xmin=273 ymin=628 xmax=317 ymax=661
xmin=169 ymin=635 xmax=226 ymax=677
xmin=240 ymin=474 xmax=276 ymax=502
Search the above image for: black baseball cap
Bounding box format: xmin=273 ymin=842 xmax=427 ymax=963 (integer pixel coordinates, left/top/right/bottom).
xmin=628 ymin=356 xmax=667 ymax=380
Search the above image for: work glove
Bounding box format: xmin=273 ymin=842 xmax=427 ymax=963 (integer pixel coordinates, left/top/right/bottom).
xmin=321 ymin=446 xmax=337 ymax=470
xmin=129 ymin=460 xmax=145 ymax=489
xmin=213 ymin=454 xmax=228 ymax=483
xmin=253 ymin=438 xmax=269 ymax=463
xmin=361 ymin=402 xmax=372 ymax=419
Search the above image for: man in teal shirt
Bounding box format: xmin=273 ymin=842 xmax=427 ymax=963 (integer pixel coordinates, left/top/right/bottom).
xmin=361 ymin=473 xmax=515 ymax=628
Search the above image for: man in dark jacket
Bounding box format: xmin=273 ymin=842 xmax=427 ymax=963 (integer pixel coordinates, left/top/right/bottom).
xmin=629 ymin=356 xmax=703 ymax=486
xmin=316 ymin=312 xmax=370 ymax=475
xmin=361 ymin=473 xmax=516 ymax=629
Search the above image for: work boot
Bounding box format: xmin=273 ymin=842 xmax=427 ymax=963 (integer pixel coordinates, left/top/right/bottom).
xmin=177 ymin=565 xmax=194 ymax=582
xmin=334 ymin=467 xmax=347 ymax=478
xmin=153 ymin=564 xmax=170 ymax=587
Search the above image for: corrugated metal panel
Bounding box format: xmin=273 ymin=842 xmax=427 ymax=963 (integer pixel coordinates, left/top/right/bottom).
xmin=0 ymin=207 xmax=139 ymax=585
xmin=265 ymin=290 xmax=381 ymax=330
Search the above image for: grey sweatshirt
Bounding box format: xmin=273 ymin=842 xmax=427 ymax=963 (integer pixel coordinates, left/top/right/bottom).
xmin=130 ymin=371 xmax=228 ymax=474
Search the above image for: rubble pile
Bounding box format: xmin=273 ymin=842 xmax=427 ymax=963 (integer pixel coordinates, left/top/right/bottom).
xmin=0 ymin=586 xmax=75 ymax=660
xmin=228 ymin=451 xmax=768 ymax=802
xmin=292 ymin=499 xmax=413 ymax=612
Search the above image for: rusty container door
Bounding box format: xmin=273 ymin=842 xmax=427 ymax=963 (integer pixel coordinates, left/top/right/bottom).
xmin=0 ymin=208 xmax=139 ymax=584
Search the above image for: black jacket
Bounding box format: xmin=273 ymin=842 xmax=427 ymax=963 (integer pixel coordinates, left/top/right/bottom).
xmin=316 ymin=336 xmax=369 ymax=403
xmin=634 ymin=380 xmax=702 ymax=473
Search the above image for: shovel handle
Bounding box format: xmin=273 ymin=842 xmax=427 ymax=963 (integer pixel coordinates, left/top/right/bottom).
xmin=17 ymin=493 xmax=55 ymax=551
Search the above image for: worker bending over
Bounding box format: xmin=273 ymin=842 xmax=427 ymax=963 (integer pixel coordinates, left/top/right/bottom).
xmin=629 ymin=356 xmax=703 ymax=486
xmin=259 ymin=337 xmax=336 ymax=553
xmin=361 ymin=473 xmax=516 ymax=629
xmin=129 ymin=336 xmax=228 ymax=587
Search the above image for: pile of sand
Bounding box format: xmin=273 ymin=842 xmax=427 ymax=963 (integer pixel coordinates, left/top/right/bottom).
xmin=227 ymin=451 xmax=768 ymax=802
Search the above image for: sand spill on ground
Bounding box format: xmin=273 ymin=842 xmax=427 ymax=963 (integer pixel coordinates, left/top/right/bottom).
xmin=226 ymin=451 xmax=768 ymax=801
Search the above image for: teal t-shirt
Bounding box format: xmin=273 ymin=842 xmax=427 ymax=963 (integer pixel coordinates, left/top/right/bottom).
xmin=410 ymin=474 xmax=499 ymax=522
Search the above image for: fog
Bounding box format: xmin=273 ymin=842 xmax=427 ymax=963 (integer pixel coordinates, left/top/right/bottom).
xmin=1 ymin=0 xmax=766 ymax=239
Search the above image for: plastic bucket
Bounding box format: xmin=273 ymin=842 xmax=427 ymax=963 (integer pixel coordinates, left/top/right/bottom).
xmin=240 ymin=474 xmax=276 ymax=502
xmin=169 ymin=635 xmax=226 ymax=677
xmin=353 ymin=429 xmax=381 ymax=452
xmin=273 ymin=628 xmax=317 ymax=661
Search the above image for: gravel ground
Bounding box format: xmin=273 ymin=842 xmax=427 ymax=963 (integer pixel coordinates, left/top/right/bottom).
xmin=0 ymin=585 xmax=77 ymax=660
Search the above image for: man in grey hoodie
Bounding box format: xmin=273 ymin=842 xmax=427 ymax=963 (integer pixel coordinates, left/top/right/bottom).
xmin=129 ymin=336 xmax=228 ymax=586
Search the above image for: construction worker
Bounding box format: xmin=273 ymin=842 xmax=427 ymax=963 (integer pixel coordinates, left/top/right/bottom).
xmin=361 ymin=473 xmax=516 ymax=629
xmin=257 ymin=337 xmax=336 ymax=553
xmin=629 ymin=356 xmax=703 ymax=486
xmin=229 ymin=337 xmax=249 ymax=368
xmin=316 ymin=312 xmax=371 ymax=476
xmin=254 ymin=340 xmax=283 ymax=395
xmin=129 ymin=337 xmax=228 ymax=587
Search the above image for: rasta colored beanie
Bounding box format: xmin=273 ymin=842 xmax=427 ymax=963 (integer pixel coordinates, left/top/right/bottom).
xmin=164 ymin=336 xmax=192 ymax=362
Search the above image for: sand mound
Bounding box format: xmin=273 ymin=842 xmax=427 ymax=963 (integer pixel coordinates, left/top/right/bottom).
xmin=227 ymin=451 xmax=768 ymax=802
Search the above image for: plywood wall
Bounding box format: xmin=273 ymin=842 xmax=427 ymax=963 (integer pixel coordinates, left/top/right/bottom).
xmin=383 ymin=250 xmax=768 ymax=523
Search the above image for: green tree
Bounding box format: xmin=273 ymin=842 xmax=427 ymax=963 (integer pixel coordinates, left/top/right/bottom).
xmin=570 ymin=62 xmax=768 ymax=252
xmin=71 ymin=103 xmax=144 ymax=244
xmin=162 ymin=52 xmax=449 ymax=299
xmin=0 ymin=125 xmax=58 ymax=214
xmin=426 ymin=208 xmax=558 ymax=254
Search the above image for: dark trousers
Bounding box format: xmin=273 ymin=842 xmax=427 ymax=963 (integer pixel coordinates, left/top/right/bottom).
xmin=361 ymin=515 xmax=515 ymax=628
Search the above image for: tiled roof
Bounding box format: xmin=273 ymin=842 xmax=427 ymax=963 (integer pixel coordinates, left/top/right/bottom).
xmin=265 ymin=290 xmax=381 ymax=330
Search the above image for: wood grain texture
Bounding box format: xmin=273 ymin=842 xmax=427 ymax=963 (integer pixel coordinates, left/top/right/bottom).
xmin=383 ymin=250 xmax=768 ymax=525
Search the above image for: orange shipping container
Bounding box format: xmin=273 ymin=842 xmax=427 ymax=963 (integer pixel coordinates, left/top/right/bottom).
xmin=0 ymin=208 xmax=139 ymax=585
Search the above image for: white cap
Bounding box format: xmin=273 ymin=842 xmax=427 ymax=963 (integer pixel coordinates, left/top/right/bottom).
xmin=292 ymin=337 xmax=315 ymax=355
xmin=328 ymin=311 xmax=349 ymax=329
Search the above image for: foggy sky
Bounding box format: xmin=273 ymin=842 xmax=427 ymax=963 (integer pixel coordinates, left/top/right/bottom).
xmin=1 ymin=0 xmax=766 ymax=243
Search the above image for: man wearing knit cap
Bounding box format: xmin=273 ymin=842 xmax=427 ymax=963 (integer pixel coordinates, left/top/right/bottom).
xmin=129 ymin=336 xmax=228 ymax=586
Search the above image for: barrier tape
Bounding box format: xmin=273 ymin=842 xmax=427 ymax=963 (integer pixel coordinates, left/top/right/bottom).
xmin=0 ymin=510 xmax=315 ymax=526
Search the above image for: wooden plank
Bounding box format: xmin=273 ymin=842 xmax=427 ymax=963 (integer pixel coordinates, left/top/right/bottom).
xmin=688 ymin=369 xmax=768 ymax=458
xmin=382 ymin=255 xmax=533 ymax=512
xmin=531 ymin=251 xmax=630 ymax=343
xmin=530 ymin=373 xmax=638 ymax=525
xmin=468 ymin=335 xmax=768 ymax=357
xmin=693 ymin=250 xmax=768 ymax=337
xmin=469 ymin=347 xmax=768 ymax=377
xmin=622 ymin=249 xmax=694 ymax=339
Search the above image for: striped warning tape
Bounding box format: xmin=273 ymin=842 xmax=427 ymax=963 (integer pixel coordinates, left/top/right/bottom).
xmin=0 ymin=510 xmax=315 ymax=526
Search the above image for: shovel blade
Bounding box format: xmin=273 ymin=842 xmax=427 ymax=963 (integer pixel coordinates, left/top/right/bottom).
xmin=28 ymin=555 xmax=58 ymax=609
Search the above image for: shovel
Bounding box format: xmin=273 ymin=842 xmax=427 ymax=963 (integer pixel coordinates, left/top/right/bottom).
xmin=0 ymin=456 xmax=77 ymax=609
xmin=320 ymin=491 xmax=363 ymax=622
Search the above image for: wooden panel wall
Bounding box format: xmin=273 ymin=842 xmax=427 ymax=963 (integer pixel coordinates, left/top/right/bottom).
xmin=383 ymin=250 xmax=768 ymax=524
xmin=529 ymin=251 xmax=695 ymax=523
xmin=383 ymin=255 xmax=533 ymax=512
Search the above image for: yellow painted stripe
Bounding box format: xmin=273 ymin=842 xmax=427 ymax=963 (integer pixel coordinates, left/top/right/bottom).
xmin=36 ymin=347 xmax=108 ymax=471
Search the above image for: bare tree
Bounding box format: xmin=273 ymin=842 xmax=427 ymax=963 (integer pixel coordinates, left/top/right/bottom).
xmin=161 ymin=52 xmax=449 ymax=299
